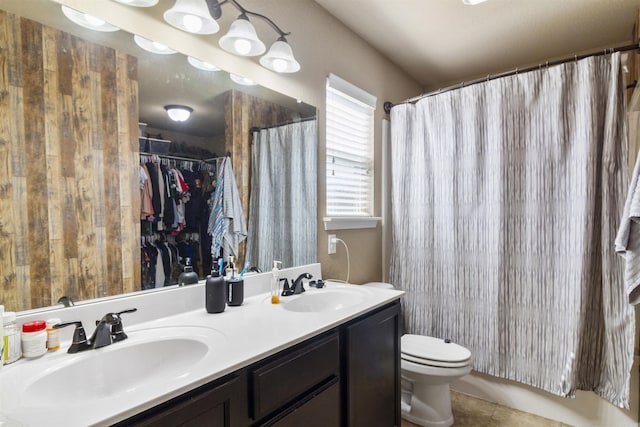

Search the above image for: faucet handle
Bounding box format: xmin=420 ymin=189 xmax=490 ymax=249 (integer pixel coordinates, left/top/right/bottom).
xmin=111 ymin=308 xmax=137 ymax=343
xmin=280 ymin=278 xmax=294 ymax=296
xmin=53 ymin=321 xmax=90 ymax=353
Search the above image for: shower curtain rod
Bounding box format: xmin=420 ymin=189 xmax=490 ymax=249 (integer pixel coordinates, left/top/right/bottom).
xmin=249 ymin=116 xmax=317 ymax=134
xmin=383 ymin=41 xmax=640 ymax=113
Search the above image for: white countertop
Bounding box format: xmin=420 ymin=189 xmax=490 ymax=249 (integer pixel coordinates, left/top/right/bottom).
xmin=0 ymin=266 xmax=403 ymax=427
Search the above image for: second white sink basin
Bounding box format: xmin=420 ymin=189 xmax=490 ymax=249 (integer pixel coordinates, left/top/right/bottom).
xmin=282 ymin=288 xmax=366 ymax=312
xmin=17 ymin=326 xmax=226 ymax=407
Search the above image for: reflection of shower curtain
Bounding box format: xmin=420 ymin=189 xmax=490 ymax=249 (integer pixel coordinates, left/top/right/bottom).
xmin=246 ymin=120 xmax=317 ymax=272
xmin=390 ymin=53 xmax=634 ymax=407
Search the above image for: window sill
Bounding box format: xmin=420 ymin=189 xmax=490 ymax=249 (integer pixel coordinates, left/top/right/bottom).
xmin=323 ymin=217 xmax=381 ymax=231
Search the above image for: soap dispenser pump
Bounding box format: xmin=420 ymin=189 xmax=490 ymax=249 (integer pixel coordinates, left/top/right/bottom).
xmin=178 ymin=258 xmax=199 ymax=286
xmin=271 ymin=261 xmax=282 ymax=304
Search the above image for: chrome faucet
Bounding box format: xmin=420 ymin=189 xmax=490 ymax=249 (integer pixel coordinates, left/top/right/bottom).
xmin=54 ymin=308 xmax=137 ymax=353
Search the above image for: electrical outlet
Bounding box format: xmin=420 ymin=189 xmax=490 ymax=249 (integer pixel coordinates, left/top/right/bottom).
xmin=328 ymin=234 xmax=337 ymax=254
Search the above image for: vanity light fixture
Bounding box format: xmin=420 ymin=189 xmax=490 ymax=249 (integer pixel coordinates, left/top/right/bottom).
xmin=112 ymin=0 xmax=159 ymax=6
xmin=164 ymin=0 xmax=220 ymax=35
xmin=134 ymin=35 xmax=178 ymax=55
xmin=161 ymin=0 xmax=301 ymax=73
xmin=229 ymin=73 xmax=257 ymax=86
xmin=61 ymin=6 xmax=120 ymax=32
xmin=462 ymin=0 xmax=489 ymax=4
xmin=165 ymin=105 xmax=194 ymax=122
xmin=187 ymin=56 xmax=221 ymax=71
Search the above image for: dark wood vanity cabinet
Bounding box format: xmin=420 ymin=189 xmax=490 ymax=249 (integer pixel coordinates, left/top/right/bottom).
xmin=115 ymin=301 xmax=400 ymax=427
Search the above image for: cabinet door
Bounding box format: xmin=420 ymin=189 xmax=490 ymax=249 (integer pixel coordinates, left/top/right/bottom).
xmin=117 ymin=372 xmax=247 ymax=427
xmin=343 ymin=302 xmax=401 ymax=427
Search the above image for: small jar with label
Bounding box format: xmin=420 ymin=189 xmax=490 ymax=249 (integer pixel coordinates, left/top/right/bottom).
xmin=46 ymin=318 xmax=61 ymax=351
xmin=3 ymin=312 xmax=21 ymax=364
xmin=21 ymin=320 xmax=47 ymax=359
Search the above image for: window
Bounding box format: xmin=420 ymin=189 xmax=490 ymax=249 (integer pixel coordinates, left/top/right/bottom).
xmin=325 ymin=74 xmax=377 ymax=229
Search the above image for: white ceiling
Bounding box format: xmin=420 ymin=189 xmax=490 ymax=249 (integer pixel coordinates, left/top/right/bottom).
xmin=314 ymin=0 xmax=640 ymax=91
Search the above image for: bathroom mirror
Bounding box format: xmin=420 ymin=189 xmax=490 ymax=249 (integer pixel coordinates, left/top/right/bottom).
xmin=0 ymin=0 xmax=317 ymax=312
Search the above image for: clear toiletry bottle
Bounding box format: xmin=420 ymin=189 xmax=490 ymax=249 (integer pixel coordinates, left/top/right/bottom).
xmin=226 ymin=256 xmax=236 ymax=280
xmin=3 ymin=311 xmax=21 ymax=364
xmin=271 ymin=261 xmax=282 ymax=304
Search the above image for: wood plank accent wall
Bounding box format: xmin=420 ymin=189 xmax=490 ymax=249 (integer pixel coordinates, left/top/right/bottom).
xmin=224 ymin=89 xmax=303 ymax=264
xmin=0 ymin=12 xmax=140 ymax=312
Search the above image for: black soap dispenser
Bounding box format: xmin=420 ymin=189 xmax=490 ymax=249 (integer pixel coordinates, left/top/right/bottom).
xmin=205 ymin=269 xmax=226 ymax=313
xmin=178 ymin=258 xmax=199 ymax=286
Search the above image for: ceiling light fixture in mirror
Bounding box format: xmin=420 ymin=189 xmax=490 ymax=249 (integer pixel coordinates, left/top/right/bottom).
xmin=133 ymin=34 xmax=178 ymax=54
xmin=61 ymin=6 xmax=120 ymax=32
xmin=113 ymin=0 xmax=159 ymax=7
xmin=165 ymin=105 xmax=194 ymax=122
xmin=230 ymin=73 xmax=257 ymax=86
xmin=188 ymin=56 xmax=221 ymax=71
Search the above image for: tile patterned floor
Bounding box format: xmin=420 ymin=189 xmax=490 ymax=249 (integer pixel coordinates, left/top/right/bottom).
xmin=401 ymin=391 xmax=574 ymax=427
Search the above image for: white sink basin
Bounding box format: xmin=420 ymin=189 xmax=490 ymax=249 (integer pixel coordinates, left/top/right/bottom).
xmin=282 ymin=289 xmax=366 ymax=312
xmin=11 ymin=326 xmax=226 ymax=408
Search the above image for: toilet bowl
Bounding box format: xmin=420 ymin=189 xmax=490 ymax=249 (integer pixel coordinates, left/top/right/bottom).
xmin=400 ymin=334 xmax=471 ymax=427
xmin=361 ymin=282 xmax=472 ymax=427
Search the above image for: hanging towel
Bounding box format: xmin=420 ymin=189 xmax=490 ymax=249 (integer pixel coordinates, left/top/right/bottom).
xmin=221 ymin=157 xmax=247 ymax=258
xmin=208 ymin=158 xmax=226 ymax=259
xmin=615 ymin=84 xmax=640 ymax=305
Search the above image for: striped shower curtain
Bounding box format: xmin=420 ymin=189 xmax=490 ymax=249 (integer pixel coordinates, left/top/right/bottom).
xmin=389 ymin=53 xmax=634 ymax=407
xmin=246 ymin=120 xmax=317 ymax=272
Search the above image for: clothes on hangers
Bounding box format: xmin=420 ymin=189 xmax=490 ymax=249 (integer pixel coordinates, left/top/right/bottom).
xmin=139 ymin=153 xmax=224 ymax=285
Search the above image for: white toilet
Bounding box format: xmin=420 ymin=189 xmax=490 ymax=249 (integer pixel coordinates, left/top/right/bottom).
xmin=362 ymin=282 xmax=472 ymax=427
xmin=401 ymin=334 xmax=472 ymax=427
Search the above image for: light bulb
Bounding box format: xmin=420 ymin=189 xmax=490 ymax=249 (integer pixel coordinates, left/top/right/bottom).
xmin=182 ymin=14 xmax=202 ymax=33
xmin=234 ymin=39 xmax=251 ymax=56
xmin=272 ymin=58 xmax=288 ymax=73
xmin=84 ymin=14 xmax=105 ymax=27
xmin=152 ymin=41 xmax=169 ymax=52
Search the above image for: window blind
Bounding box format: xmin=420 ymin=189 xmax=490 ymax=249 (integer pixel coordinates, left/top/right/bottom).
xmin=326 ymin=75 xmax=376 ymax=217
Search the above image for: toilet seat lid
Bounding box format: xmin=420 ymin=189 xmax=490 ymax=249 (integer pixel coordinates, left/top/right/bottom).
xmin=401 ymin=334 xmax=471 ymax=366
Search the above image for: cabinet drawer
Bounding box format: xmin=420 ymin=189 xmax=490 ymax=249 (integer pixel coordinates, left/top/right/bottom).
xmin=250 ymin=331 xmax=339 ymax=421
xmin=266 ymin=378 xmax=340 ymax=427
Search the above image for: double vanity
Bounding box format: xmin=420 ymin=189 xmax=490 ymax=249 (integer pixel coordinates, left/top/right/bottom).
xmin=0 ymin=264 xmax=404 ymax=426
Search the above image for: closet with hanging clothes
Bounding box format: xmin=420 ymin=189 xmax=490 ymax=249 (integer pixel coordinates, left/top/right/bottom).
xmin=139 ymin=152 xmax=224 ymax=288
